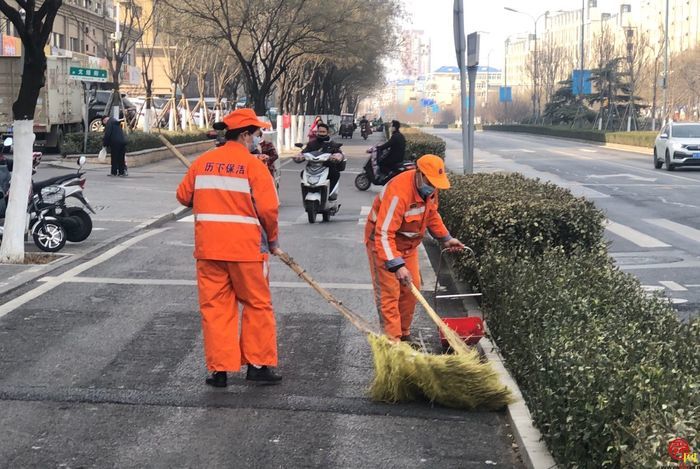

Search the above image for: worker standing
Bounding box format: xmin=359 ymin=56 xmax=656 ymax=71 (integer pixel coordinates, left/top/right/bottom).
xmin=176 ymin=108 xmax=283 ymax=387
xmin=365 ymin=155 xmax=465 ymax=342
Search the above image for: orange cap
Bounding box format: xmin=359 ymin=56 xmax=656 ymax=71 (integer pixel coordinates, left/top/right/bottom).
xmin=213 ymin=108 xmax=272 ymax=131
xmin=416 ymin=154 xmax=450 ymax=189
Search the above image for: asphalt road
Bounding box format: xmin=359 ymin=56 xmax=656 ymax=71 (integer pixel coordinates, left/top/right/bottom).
xmin=429 ymin=128 xmax=700 ymax=320
xmin=0 ymin=134 xmax=523 ymax=468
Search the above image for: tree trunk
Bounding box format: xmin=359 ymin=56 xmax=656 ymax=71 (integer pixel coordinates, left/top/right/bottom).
xmin=0 ymin=45 xmax=48 ymax=262
xmin=0 ymin=121 xmax=34 ymax=263
xmin=144 ymin=79 xmax=153 ymax=133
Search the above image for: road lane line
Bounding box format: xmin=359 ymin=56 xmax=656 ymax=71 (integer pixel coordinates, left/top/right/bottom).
xmin=659 ymin=281 xmax=688 ymax=291
xmin=605 ymin=221 xmax=671 ymax=248
xmin=580 ymin=149 xmax=597 ymax=153
xmin=521 ymin=149 xmax=535 ymax=153
xmin=0 ymin=229 xmax=166 ymax=319
xmin=38 ymin=276 xmax=376 ymax=290
xmin=644 ymin=218 xmax=700 ymax=243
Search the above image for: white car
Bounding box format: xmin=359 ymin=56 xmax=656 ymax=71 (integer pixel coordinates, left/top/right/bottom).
xmin=654 ymin=122 xmax=700 ymax=170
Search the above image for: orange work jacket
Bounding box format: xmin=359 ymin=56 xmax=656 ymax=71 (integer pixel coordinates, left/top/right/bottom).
xmin=364 ymin=169 xmax=451 ymax=271
xmin=176 ymin=141 xmax=279 ymax=262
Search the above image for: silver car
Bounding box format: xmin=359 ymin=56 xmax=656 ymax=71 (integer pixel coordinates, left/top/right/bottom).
xmin=654 ymin=122 xmax=700 ymax=170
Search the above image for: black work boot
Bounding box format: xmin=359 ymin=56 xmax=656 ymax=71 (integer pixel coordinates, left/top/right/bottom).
xmin=400 ymin=334 xmax=422 ymax=350
xmin=205 ymin=371 xmax=227 ymax=388
xmin=246 ymin=365 xmax=282 ymax=383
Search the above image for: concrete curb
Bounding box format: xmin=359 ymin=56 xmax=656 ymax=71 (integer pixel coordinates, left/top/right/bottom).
xmin=0 ymin=205 xmax=190 ymax=300
xmin=428 ymin=242 xmax=559 ymax=469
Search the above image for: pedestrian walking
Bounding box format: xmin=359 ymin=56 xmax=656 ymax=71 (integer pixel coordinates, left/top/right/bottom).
xmin=364 ymin=155 xmax=465 ymax=342
xmin=176 ymin=108 xmax=283 ymax=388
xmin=101 ymin=115 xmax=128 ymax=177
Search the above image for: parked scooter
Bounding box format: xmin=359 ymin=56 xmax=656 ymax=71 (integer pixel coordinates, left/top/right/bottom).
xmin=354 ymin=145 xmax=416 ymax=191
xmin=0 ymin=138 xmax=68 ymax=252
xmin=294 ymin=142 xmax=346 ymax=223
xmin=31 ymin=155 xmax=95 ymax=242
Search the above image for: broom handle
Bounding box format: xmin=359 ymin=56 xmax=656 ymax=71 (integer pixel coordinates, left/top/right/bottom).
xmin=410 ymin=283 xmax=469 ymax=354
xmin=276 ymin=251 xmax=376 ymax=335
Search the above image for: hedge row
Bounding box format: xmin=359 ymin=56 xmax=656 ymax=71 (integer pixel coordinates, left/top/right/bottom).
xmin=439 ymin=173 xmax=699 ymax=467
xmin=62 ymin=131 xmax=210 ymax=156
xmin=402 ymin=128 xmax=446 ymax=160
xmin=483 ymin=124 xmax=657 ymax=148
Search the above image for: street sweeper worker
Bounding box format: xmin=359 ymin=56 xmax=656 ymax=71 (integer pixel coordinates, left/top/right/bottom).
xmin=176 ymin=108 xmax=283 ymax=388
xmin=365 ymin=154 xmax=465 ymax=342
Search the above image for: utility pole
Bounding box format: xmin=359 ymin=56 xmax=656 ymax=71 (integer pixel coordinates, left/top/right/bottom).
xmin=453 ymin=0 xmax=471 ymax=174
xmin=504 ymin=38 xmax=509 ymax=122
xmin=662 ymin=0 xmax=669 ymax=125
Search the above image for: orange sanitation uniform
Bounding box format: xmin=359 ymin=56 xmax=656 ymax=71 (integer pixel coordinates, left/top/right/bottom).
xmin=177 ymin=140 xmax=279 ymax=371
xmin=364 ymin=169 xmax=451 ymax=339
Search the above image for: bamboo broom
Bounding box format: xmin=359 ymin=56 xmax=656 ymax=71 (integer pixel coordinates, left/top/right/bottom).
xmin=277 ymin=251 xmax=513 ymax=410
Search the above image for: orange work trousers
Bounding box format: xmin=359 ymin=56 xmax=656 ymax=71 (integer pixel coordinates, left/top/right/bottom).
xmin=366 ymin=244 xmax=421 ymax=340
xmin=196 ymin=258 xmax=277 ymax=371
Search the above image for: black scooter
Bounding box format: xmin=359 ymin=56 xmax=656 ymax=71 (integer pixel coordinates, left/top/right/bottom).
xmin=354 ymin=145 xmax=416 ymax=191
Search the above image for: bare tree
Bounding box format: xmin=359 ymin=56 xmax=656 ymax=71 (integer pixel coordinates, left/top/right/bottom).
xmin=0 ymin=0 xmax=62 ymax=263
xmin=136 ymin=0 xmax=162 ymax=132
xmin=539 ymin=40 xmax=572 ymax=116
xmin=161 ymin=35 xmax=193 ymax=129
xmin=162 ymin=0 xmax=400 ymax=115
xmin=671 ymin=48 xmax=700 ymax=120
xmin=210 ymin=50 xmax=240 ymax=119
xmin=84 ymin=0 xmax=159 ymax=126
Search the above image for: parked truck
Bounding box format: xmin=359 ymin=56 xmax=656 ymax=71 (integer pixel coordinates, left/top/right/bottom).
xmin=0 ymin=56 xmax=84 ymax=152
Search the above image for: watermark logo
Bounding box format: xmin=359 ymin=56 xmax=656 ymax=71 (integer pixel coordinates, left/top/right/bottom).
xmin=668 ymin=438 xmax=698 ymax=468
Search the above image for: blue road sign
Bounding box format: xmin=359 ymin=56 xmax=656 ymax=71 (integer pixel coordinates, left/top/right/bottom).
xmin=499 ymin=86 xmax=512 ymax=103
xmin=572 ymin=70 xmax=592 ymax=95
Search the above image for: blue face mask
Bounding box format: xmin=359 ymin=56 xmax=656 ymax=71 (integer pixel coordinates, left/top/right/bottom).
xmin=418 ymin=183 xmax=435 ymax=199
xmin=253 ymin=136 xmax=262 ymax=147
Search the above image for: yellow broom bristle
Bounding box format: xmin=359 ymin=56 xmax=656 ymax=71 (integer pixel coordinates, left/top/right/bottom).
xmin=367 ymin=334 xmax=514 ymax=411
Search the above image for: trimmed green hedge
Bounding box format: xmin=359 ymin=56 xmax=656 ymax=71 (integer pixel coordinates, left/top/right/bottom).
xmin=62 ymin=131 xmax=210 ymax=156
xmin=483 ymin=124 xmax=656 ymax=148
xmin=402 ymin=128 xmax=446 ymax=160
xmin=440 ymin=173 xmax=699 ymax=467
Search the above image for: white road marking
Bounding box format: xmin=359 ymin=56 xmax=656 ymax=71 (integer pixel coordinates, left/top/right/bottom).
xmin=0 ymin=229 xmax=166 ymax=319
xmin=521 ymin=149 xmax=535 ymax=153
xmin=659 ymin=281 xmax=688 ymax=291
xmin=177 ymin=215 xmax=194 ymax=223
xmin=39 ymin=275 xmax=375 ymax=290
xmin=580 ymin=149 xmax=597 ymax=153
xmin=605 ymin=221 xmax=671 ymax=248
xmin=644 ymin=218 xmax=700 ymax=243
xmin=358 ymin=205 xmax=370 ymax=225
xmin=588 ymin=173 xmax=657 ymax=182
xmin=641 ymin=285 xmax=664 ymax=292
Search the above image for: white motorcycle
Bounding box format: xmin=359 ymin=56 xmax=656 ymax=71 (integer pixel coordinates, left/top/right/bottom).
xmin=294 ymin=142 xmax=346 ymax=223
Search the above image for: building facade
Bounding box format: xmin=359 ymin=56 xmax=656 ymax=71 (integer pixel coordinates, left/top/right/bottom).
xmin=1 ymin=0 xmax=140 ymax=85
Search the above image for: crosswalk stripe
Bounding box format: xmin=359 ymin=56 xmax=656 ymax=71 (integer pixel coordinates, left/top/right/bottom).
xmin=659 ymin=281 xmax=688 ymax=291
xmin=605 ymin=220 xmax=670 ymax=248
xmin=644 ymin=218 xmax=700 ymax=243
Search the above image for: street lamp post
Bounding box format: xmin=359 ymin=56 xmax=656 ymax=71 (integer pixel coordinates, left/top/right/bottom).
xmin=505 ymin=7 xmax=550 ymax=123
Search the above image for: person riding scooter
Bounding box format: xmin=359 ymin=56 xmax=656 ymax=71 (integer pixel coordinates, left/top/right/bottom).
xmin=374 ymin=119 xmax=406 ymax=176
xmin=294 ymin=123 xmax=344 ymax=200
xmin=359 ymin=115 xmax=371 ymax=139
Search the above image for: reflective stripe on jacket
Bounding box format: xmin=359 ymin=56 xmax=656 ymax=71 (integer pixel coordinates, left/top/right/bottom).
xmin=364 ymin=169 xmax=451 ymax=270
xmin=176 ymin=141 xmax=279 ymax=262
